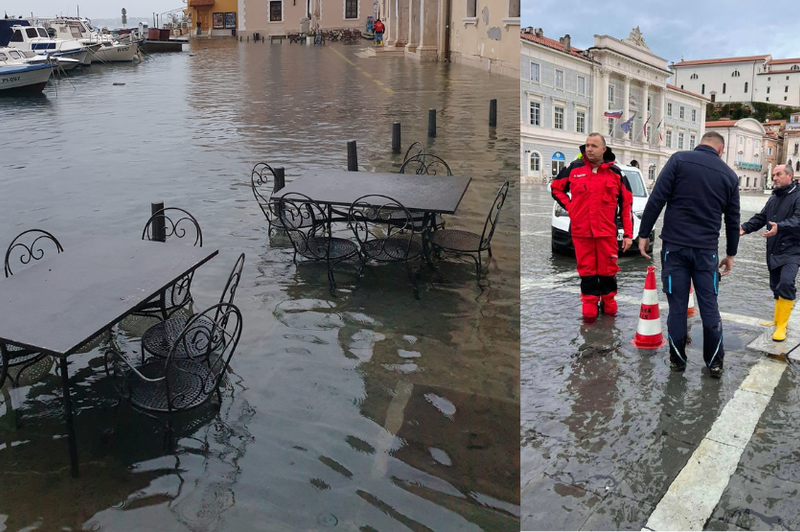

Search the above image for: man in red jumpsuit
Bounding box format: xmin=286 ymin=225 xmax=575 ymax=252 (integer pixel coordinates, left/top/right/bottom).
xmin=551 ymin=133 xmax=634 ymax=320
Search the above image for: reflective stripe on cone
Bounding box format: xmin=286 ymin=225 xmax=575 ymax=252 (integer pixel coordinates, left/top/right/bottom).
xmin=632 ymin=265 xmax=667 ymax=349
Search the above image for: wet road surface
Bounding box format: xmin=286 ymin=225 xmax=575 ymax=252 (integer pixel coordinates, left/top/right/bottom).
xmin=522 ymin=184 xmax=800 ymax=530
xmin=0 ymin=39 xmax=520 ymax=531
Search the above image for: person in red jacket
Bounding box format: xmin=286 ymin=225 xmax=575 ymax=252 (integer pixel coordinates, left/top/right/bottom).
xmin=373 ymin=18 xmax=385 ymax=46
xmin=551 ymin=133 xmax=634 ymax=320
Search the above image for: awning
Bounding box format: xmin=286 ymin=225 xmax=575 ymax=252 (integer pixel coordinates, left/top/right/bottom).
xmin=189 ymin=0 xmax=215 ymax=6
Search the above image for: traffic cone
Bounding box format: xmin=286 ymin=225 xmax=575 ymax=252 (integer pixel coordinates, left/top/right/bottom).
xmin=687 ymin=281 xmax=697 ymax=317
xmin=632 ymin=266 xmax=667 ymax=349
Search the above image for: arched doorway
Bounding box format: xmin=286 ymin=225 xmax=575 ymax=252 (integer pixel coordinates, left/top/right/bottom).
xmin=551 ymin=152 xmax=565 ymax=177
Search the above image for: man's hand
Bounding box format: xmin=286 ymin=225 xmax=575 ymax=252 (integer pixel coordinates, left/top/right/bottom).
xmin=638 ymin=237 xmax=651 ymax=259
xmin=740 ymin=225 xmax=745 ymax=236
xmin=622 ymin=237 xmax=632 ymax=253
xmin=719 ymin=255 xmax=734 ymax=277
xmin=763 ymin=221 xmax=778 ymax=238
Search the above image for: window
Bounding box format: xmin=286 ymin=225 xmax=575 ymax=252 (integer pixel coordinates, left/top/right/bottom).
xmin=732 ymin=70 xmax=740 ymax=77
xmin=678 ymin=132 xmax=684 ymax=149
xmin=679 ymin=106 xmax=685 ymax=119
xmin=702 ymin=84 xmax=705 ymax=94
xmin=786 ymin=97 xmax=788 ymax=101
xmin=797 ymin=161 xmax=800 ymax=172
xmin=754 ymin=153 xmax=759 ymax=164
xmin=529 ymin=102 xmax=540 ymax=126
xmin=37 ymin=28 xmax=48 ymax=38
xmin=577 ymin=76 xmax=586 ymax=95
xmin=345 ymin=0 xmax=358 ymax=19
xmin=681 ymin=85 xmax=684 ymax=89
xmin=691 ymin=73 xmax=698 ymax=80
xmin=769 ymin=147 xmax=773 ymax=156
xmin=794 ymin=143 xmax=799 ymax=156
xmin=739 ymin=135 xmax=744 ymax=146
xmin=607 ymin=118 xmax=614 ymax=136
xmin=737 ymin=152 xmax=743 ymax=163
xmin=723 ymin=83 xmax=726 ymax=94
xmin=649 ymin=165 xmax=656 ymax=181
xmin=691 ymin=109 xmax=697 ymax=122
xmin=530 ymin=62 xmax=539 ymax=82
xmin=647 ymin=97 xmax=651 ymax=111
xmin=646 ymin=125 xmax=651 ymax=142
xmin=666 ymin=129 xmax=673 ymax=148
xmin=466 ymin=0 xmax=477 ymax=17
xmin=25 ymin=28 xmax=38 ymax=38
xmin=667 ymin=103 xmax=673 ymax=116
xmin=767 ymin=87 xmax=771 ymax=94
xmin=767 ymin=97 xmax=770 ymax=101
xmin=746 ymin=177 xmax=750 ymax=187
xmin=608 ymin=85 xmax=615 ymax=106
xmin=793 ymin=65 xmax=800 ymax=71
xmin=576 ymin=111 xmax=585 ymax=133
xmin=744 ymin=82 xmax=748 ymax=93
xmin=554 ymin=107 xmax=564 ymax=130
xmin=788 ymin=76 xmax=791 ymax=80
xmin=10 ymin=30 xmax=22 ymax=42
xmin=269 ymin=0 xmax=283 ymax=21
xmin=529 ymin=152 xmax=541 ymax=173
xmin=509 ymin=0 xmax=520 ymax=17
xmin=768 ymin=77 xmax=772 ymax=81
xmin=690 ymin=134 xmax=696 ymax=149
xmin=555 ymin=70 xmax=564 ymax=89
xmin=786 ymin=86 xmax=790 ymax=93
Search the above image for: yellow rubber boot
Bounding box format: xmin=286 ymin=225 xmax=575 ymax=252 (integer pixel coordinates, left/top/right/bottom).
xmin=772 ymin=297 xmax=794 ymax=342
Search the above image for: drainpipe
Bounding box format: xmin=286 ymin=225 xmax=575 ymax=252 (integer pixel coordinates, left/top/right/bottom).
xmin=443 ymin=0 xmax=451 ymax=61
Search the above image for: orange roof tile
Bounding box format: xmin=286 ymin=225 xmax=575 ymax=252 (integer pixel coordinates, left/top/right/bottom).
xmin=666 ymin=84 xmax=709 ymax=101
xmin=674 ymin=55 xmax=770 ymax=67
xmin=764 ymin=120 xmax=787 ymax=126
xmin=706 ymin=120 xmax=738 ymax=127
xmin=759 ymin=69 xmax=800 ymax=75
xmin=768 ymin=58 xmax=800 ymax=65
xmin=521 ymin=33 xmax=592 ymax=62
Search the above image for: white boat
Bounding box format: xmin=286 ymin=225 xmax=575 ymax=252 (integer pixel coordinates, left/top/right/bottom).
xmin=33 ymin=17 xmax=139 ymax=63
xmin=3 ymin=22 xmax=91 ymax=65
xmin=0 ymin=46 xmax=81 ymax=72
xmin=0 ymin=51 xmax=54 ymax=93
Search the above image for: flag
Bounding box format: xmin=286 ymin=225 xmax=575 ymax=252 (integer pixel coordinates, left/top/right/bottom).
xmin=604 ymin=110 xmax=623 ymax=119
xmin=642 ymin=114 xmax=651 ymax=140
xmin=655 ymin=117 xmax=664 ymax=141
xmin=620 ymin=112 xmax=637 ymax=135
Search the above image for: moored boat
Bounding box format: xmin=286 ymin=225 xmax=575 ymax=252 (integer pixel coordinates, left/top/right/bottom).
xmin=0 ymin=60 xmax=54 ymax=93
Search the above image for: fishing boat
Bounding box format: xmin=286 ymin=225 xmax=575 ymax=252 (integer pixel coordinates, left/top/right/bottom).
xmin=0 ymin=48 xmax=54 ymax=93
xmin=32 ymin=17 xmax=139 ymax=63
xmin=0 ymin=20 xmax=93 ymax=65
xmin=0 ymin=45 xmax=80 ymax=71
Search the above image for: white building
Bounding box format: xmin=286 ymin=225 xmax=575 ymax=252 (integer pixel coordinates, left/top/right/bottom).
xmin=705 ymin=118 xmax=766 ymax=191
xmin=521 ymin=27 xmax=707 ymax=185
xmin=785 ymin=112 xmax=800 ymax=174
xmin=672 ymin=55 xmax=800 ymax=107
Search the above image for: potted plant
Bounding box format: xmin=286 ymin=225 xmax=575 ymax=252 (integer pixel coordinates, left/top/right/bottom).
xmin=306 ymin=31 xmax=314 ymax=45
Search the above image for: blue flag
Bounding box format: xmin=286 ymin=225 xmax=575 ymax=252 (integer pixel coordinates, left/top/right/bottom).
xmin=620 ymin=112 xmax=637 ymax=134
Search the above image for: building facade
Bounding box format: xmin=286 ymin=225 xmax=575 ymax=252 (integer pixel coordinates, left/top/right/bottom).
xmin=705 ymin=118 xmax=766 ymax=191
xmin=187 ymin=0 xmax=239 ymax=36
xmin=521 ymin=27 xmax=707 ymax=185
xmin=785 ymin=112 xmax=800 ymax=173
xmin=672 ymin=55 xmax=800 ymax=107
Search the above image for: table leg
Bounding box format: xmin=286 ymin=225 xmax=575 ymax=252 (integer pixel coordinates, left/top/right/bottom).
xmin=60 ymin=358 xmax=80 ymax=477
xmin=422 ymin=212 xmax=433 ymax=265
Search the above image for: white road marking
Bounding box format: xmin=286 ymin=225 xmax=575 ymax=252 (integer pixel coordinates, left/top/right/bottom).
xmin=644 ymin=358 xmax=786 ymax=531
xmin=521 ymin=231 xmax=551 ymax=237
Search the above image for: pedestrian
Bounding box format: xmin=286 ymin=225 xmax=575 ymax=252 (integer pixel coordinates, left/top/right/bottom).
xmin=740 ymin=164 xmax=800 ymax=341
xmin=373 ymin=18 xmax=384 ymax=46
xmin=637 ymin=131 xmax=740 ymax=377
xmin=551 ymin=133 xmax=634 ymax=320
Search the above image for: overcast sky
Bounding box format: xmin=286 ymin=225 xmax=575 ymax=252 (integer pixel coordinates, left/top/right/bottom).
xmin=3 ymin=0 xmax=184 ymax=19
xmin=522 ymin=0 xmax=800 ymax=65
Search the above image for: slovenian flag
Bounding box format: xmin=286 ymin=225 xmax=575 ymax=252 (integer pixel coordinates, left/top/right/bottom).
xmin=604 ymin=110 xmax=624 ymax=119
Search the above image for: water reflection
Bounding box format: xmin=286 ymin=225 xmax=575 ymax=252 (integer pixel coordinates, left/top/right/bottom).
xmin=0 ymin=38 xmax=519 ymax=530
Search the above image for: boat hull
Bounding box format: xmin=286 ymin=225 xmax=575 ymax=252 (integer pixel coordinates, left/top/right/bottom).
xmin=91 ymin=43 xmax=137 ymax=63
xmin=0 ymin=64 xmax=53 ymax=93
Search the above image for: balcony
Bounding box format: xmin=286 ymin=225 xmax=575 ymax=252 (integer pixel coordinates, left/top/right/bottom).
xmin=735 ymin=161 xmax=762 ymax=171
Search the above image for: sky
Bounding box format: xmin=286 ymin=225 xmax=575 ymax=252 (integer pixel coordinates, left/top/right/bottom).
xmin=3 ymin=0 xmax=185 ymax=19
xmin=522 ymin=0 xmax=800 ymax=65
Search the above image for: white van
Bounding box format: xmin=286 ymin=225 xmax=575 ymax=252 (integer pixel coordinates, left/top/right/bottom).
xmin=550 ymin=164 xmax=654 ymax=256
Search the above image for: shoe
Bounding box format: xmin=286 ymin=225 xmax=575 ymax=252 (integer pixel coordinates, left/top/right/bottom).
xmin=773 ymin=297 xmax=793 ymax=341
xmin=709 ymin=365 xmax=724 ymax=378
xmin=670 ymin=361 xmax=686 ymax=372
xmin=601 ymin=292 xmax=618 ymax=315
xmin=581 ymin=294 xmax=600 ymax=320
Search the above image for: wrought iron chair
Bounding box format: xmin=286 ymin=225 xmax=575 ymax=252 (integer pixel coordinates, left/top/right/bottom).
xmin=108 ymin=303 xmax=242 ymax=437
xmin=279 ymin=192 xmax=360 ymax=295
xmin=135 ymin=208 xmax=203 ymax=321
xmin=428 ymin=181 xmax=510 ymax=278
xmin=1 ymin=229 xmax=63 ymax=388
xmin=397 ymin=152 xmax=451 ymax=232
xmin=402 ymin=141 xmax=425 ymax=165
xmin=251 ymin=162 xmax=287 ymax=234
xmin=140 ymin=253 xmax=245 ymax=362
xmin=348 ymin=195 xmax=424 ymax=297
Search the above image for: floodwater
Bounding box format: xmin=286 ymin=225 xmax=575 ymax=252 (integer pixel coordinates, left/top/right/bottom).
xmin=522 ymin=184 xmax=800 ymax=530
xmin=0 ymin=39 xmax=520 ymax=531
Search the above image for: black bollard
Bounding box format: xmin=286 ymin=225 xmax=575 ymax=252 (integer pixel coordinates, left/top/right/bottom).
xmin=428 ymin=109 xmax=436 ymax=138
xmin=347 ymin=140 xmax=358 ymax=171
xmin=274 ymin=167 xmax=286 ymax=192
xmin=489 ymin=99 xmax=497 ymax=127
xmin=247 ymin=35 xmax=249 ymax=42
xmin=151 ymin=202 xmax=166 ymax=242
xmin=392 ymin=123 xmax=401 ymax=154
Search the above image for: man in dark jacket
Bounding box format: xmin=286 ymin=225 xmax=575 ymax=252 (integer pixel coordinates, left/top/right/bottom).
xmin=552 ymin=133 xmax=634 ymax=320
xmin=740 ymin=164 xmax=800 ymax=341
xmin=638 ymin=131 xmax=740 ymax=378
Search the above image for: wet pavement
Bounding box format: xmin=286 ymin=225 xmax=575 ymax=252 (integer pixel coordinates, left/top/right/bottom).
xmin=0 ymin=39 xmax=519 ymax=531
xmin=522 ymin=184 xmax=800 ymax=530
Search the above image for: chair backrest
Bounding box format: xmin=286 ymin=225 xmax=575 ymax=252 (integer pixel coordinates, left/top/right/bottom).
xmin=278 ymin=192 xmax=330 ymax=259
xmin=4 ymin=229 xmax=64 ymax=277
xmin=165 ymin=303 xmax=242 ymax=412
xmin=142 ymin=208 xmax=203 ymax=247
xmin=399 ymin=153 xmax=453 ymax=176
xmin=218 ymin=253 xmax=245 ymax=308
xmin=348 ymin=195 xmax=416 ymax=261
xmin=251 ymin=163 xmax=284 ymax=221
xmin=480 ymin=181 xmax=510 ymax=250
xmin=402 ymin=141 xmax=424 ymax=164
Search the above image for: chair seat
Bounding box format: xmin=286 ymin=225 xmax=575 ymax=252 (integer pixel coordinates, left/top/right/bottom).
xmin=141 ymin=315 xmax=191 ymax=358
xmin=3 ymin=344 xmax=46 ymax=367
xmin=387 ymin=211 xmax=445 ymax=230
xmin=363 ymin=238 xmax=422 ymax=261
xmin=127 ymin=358 xmax=215 ymax=413
xmin=429 ymin=229 xmax=483 ymax=252
xmin=298 ymin=237 xmax=359 ymax=260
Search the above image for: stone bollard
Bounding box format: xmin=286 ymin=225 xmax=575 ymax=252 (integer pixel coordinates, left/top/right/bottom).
xmin=392 ymin=123 xmax=401 ymax=154
xmin=151 ymin=202 xmax=166 ymax=242
xmin=428 ymin=109 xmax=436 ymax=138
xmin=347 ymin=140 xmax=358 ymax=171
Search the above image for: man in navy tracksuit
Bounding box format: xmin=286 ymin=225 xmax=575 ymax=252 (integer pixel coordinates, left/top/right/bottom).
xmin=637 ymin=131 xmax=740 ymax=377
xmin=740 ymin=164 xmax=800 ymax=342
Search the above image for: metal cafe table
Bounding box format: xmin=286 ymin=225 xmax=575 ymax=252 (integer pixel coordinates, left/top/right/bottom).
xmin=0 ymin=238 xmax=218 ymax=476
xmin=277 ymin=170 xmax=472 ymax=227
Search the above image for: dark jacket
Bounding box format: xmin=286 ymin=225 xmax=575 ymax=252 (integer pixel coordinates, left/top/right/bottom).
xmin=551 ymin=145 xmax=634 ymax=239
xmin=742 ymin=183 xmax=800 ymax=269
xmin=638 ymin=145 xmax=740 ymax=256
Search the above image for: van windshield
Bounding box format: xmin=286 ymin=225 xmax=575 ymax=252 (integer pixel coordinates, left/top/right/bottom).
xmin=622 ymin=170 xmax=646 ymax=197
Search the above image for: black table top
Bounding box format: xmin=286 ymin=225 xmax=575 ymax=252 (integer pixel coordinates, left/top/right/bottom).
xmin=0 ymin=238 xmax=218 ymax=357
xmin=277 ymin=170 xmax=472 ymax=214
